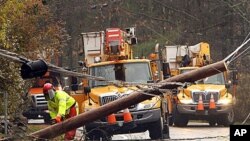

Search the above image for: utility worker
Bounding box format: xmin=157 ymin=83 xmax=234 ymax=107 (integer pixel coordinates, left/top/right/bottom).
xmin=43 ymin=83 xmax=78 ymax=140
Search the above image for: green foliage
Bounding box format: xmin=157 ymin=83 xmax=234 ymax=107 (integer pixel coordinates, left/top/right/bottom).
xmin=0 ymin=0 xmax=69 ymax=60
xmin=0 ymin=0 xmax=69 ymax=120
xmin=0 ymin=60 xmax=26 ymax=117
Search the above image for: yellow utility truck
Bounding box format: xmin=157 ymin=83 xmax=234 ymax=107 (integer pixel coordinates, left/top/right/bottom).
xmin=160 ymin=42 xmax=237 ymax=127
xmin=68 ymin=27 xmax=169 ymax=140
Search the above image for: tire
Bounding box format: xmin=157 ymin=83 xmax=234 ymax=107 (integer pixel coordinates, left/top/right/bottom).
xmin=149 ymin=117 xmax=163 ymax=140
xmin=86 ymin=128 xmax=111 ymax=141
xmin=168 ymin=114 xmax=174 ymax=126
xmin=208 ymin=117 xmax=217 ymax=127
xmin=208 ymin=119 xmax=216 ymax=127
xmin=217 ymin=109 xmax=234 ymax=127
xmin=173 ymin=106 xmax=188 ymax=127
xmin=43 ymin=113 xmax=51 ymax=124
xmin=162 ymin=123 xmax=170 ymax=139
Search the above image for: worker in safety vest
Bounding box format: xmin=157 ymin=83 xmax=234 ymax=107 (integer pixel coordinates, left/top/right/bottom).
xmin=43 ymin=83 xmax=78 ymax=140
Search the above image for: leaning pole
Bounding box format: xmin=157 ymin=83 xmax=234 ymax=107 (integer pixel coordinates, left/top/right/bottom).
xmin=30 ymin=61 xmax=227 ymax=139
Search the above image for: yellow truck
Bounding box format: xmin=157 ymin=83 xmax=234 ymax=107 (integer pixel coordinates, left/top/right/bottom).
xmin=68 ymin=27 xmax=169 ymax=140
xmin=159 ymin=42 xmax=237 ymax=127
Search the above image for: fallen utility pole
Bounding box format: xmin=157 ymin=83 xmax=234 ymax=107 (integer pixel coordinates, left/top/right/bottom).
xmin=30 ymin=61 xmax=227 ymax=140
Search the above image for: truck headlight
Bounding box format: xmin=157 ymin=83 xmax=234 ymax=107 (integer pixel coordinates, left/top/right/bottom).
xmin=136 ymin=103 xmax=154 ymax=110
xmin=179 ymin=99 xmax=193 ymax=104
xmin=217 ymin=99 xmax=231 ymax=105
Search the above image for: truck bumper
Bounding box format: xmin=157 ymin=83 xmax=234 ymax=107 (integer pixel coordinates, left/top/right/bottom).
xmin=177 ymin=103 xmax=233 ymax=115
xmin=85 ymin=108 xmax=161 ymax=134
xmin=22 ymin=108 xmax=49 ymax=120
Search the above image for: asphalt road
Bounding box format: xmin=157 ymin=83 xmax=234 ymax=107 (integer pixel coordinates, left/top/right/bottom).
xmin=28 ymin=120 xmax=229 ymax=141
xmin=112 ymin=121 xmax=229 ymax=141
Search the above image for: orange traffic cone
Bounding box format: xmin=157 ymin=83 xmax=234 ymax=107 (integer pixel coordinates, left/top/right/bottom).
xmin=209 ymin=94 xmax=216 ymax=109
xmin=123 ymin=108 xmax=132 ymax=123
xmin=107 ymin=113 xmax=117 ymax=124
xmin=209 ymin=94 xmax=216 ymax=114
xmin=196 ymin=94 xmax=204 ymax=112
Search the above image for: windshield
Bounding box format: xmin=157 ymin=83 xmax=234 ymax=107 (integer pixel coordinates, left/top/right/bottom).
xmin=196 ymin=73 xmax=225 ymax=85
xmin=89 ymin=62 xmax=152 ymax=87
xmin=109 ymin=40 xmax=119 ymax=47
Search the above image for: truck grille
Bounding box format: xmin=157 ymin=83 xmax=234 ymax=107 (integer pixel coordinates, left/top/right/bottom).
xmin=99 ymin=94 xmax=137 ymax=111
xmin=100 ymin=95 xmax=118 ymax=105
xmin=192 ymin=91 xmax=219 ymax=103
xmin=31 ymin=94 xmax=48 ymax=109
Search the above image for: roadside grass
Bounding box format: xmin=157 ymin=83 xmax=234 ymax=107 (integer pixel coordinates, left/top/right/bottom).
xmin=27 ymin=123 xmax=64 ymax=140
xmin=1 ymin=124 xmax=64 ymax=141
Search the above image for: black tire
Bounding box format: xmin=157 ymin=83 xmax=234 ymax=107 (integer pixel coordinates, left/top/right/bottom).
xmin=86 ymin=128 xmax=111 ymax=141
xmin=217 ymin=109 xmax=234 ymax=127
xmin=208 ymin=119 xmax=216 ymax=127
xmin=173 ymin=106 xmax=188 ymax=127
xmin=43 ymin=113 xmax=51 ymax=124
xmin=162 ymin=123 xmax=170 ymax=139
xmin=208 ymin=117 xmax=217 ymax=127
xmin=168 ymin=114 xmax=174 ymax=126
xmin=149 ymin=117 xmax=163 ymax=140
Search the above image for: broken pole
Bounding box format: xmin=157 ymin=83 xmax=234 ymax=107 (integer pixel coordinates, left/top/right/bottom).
xmin=30 ymin=61 xmax=227 ymax=139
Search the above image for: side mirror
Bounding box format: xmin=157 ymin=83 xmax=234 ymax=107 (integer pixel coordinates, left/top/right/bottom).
xmin=84 ymin=86 xmax=91 ymax=94
xmin=225 ymin=83 xmax=231 ymax=89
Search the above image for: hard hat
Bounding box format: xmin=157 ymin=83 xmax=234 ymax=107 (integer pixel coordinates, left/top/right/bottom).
xmin=43 ymin=83 xmax=53 ymax=94
xmin=43 ymin=83 xmax=55 ymax=100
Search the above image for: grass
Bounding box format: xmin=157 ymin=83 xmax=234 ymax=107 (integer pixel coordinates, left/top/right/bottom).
xmin=1 ymin=123 xmax=65 ymax=141
xmin=27 ymin=124 xmax=65 ymax=140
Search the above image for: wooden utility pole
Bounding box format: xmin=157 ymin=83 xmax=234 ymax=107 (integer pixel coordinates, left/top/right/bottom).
xmin=30 ymin=61 xmax=227 ymax=139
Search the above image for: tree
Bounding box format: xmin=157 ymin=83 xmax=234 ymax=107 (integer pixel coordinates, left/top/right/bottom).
xmin=0 ymin=0 xmax=69 ymax=123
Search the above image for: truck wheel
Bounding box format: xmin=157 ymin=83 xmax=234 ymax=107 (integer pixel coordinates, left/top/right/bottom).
xmin=43 ymin=113 xmax=51 ymax=124
xmin=208 ymin=119 xmax=217 ymax=126
xmin=173 ymin=106 xmax=188 ymax=127
xmin=86 ymin=128 xmax=111 ymax=141
xmin=208 ymin=117 xmax=217 ymax=127
xmin=162 ymin=123 xmax=170 ymax=139
xmin=217 ymin=109 xmax=234 ymax=127
xmin=168 ymin=114 xmax=174 ymax=126
xmin=149 ymin=117 xmax=163 ymax=140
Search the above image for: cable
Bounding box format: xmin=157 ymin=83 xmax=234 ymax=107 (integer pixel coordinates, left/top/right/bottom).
xmin=0 ymin=48 xmax=107 ymax=81
xmin=47 ymin=62 xmax=106 ymax=81
xmin=241 ymin=112 xmax=250 ymax=125
xmin=0 ymin=50 xmax=28 ymax=63
xmin=242 ymin=31 xmax=250 ymax=44
xmin=227 ymin=45 xmax=250 ymax=64
xmin=223 ymin=37 xmax=250 ymax=62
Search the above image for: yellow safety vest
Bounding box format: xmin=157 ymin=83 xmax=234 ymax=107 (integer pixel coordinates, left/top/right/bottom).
xmin=47 ymin=90 xmax=76 ymax=119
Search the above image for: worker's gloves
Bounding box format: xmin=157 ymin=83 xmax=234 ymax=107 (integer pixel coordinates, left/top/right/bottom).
xmin=55 ymin=115 xmax=62 ymax=123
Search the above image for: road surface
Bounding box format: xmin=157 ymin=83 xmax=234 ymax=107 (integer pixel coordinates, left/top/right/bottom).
xmin=28 ymin=120 xmax=229 ymax=141
xmin=111 ymin=121 xmax=229 ymax=141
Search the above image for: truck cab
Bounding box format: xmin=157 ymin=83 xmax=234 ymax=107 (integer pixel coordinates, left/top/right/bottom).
xmin=159 ymin=42 xmax=236 ymax=127
xmin=82 ymin=59 xmax=169 ymax=140
xmin=172 ymin=67 xmax=235 ymax=126
xmin=73 ymin=27 xmax=169 ymax=140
